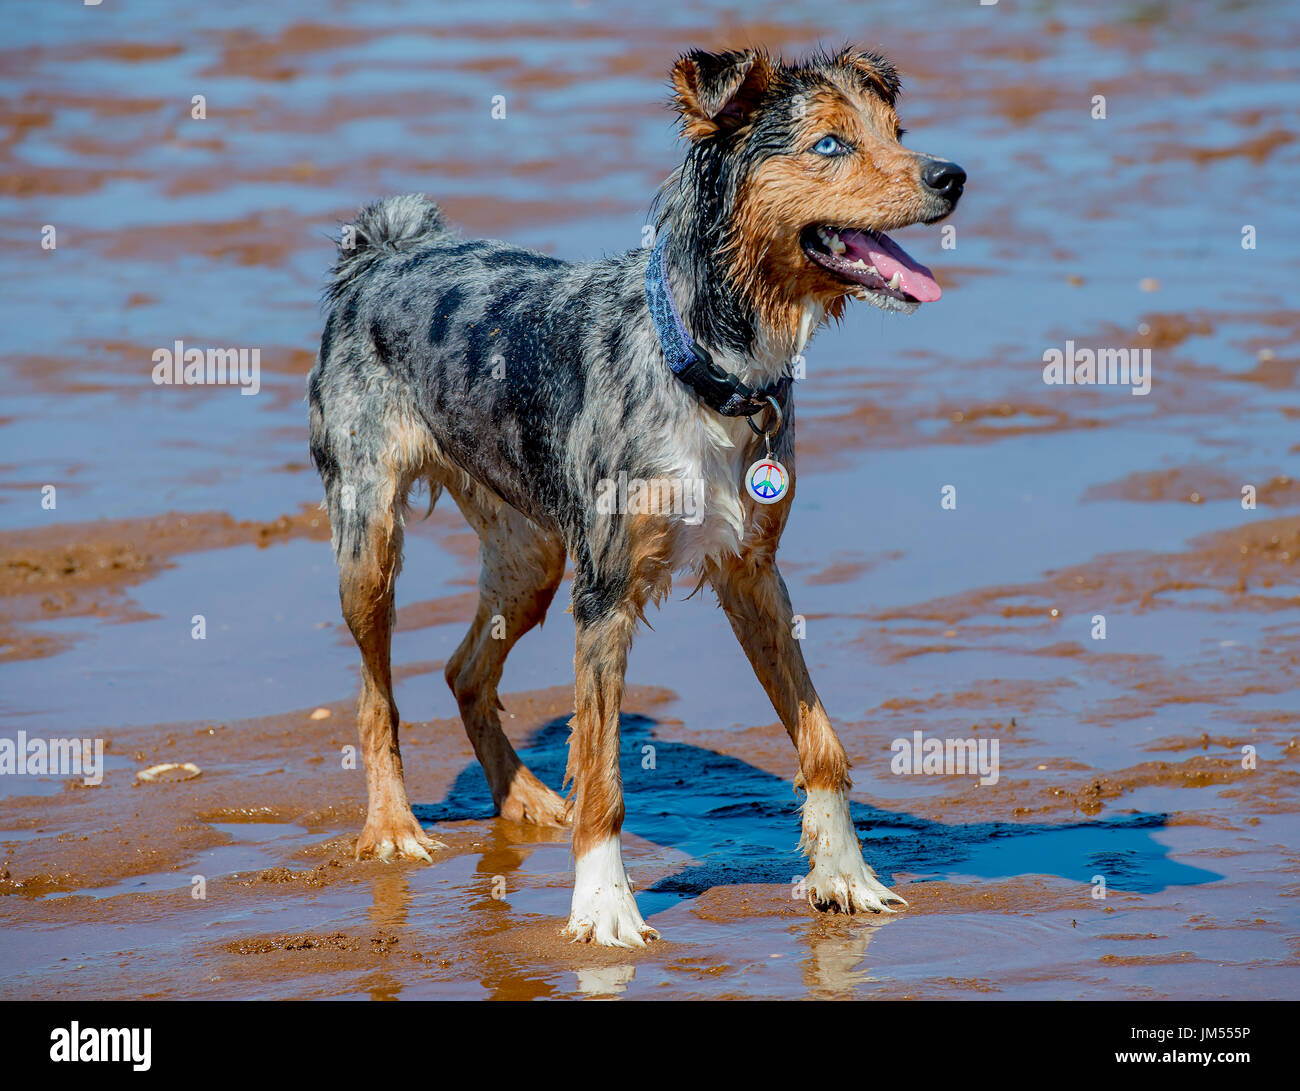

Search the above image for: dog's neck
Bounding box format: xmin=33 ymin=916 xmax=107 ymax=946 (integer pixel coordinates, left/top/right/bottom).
xmin=658 ymin=229 xmax=816 ymax=387
xmin=654 ymin=169 xmax=820 ymax=387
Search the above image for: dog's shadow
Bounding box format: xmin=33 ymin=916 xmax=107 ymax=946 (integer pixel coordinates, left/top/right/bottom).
xmin=415 ymin=713 xmax=1219 ymax=914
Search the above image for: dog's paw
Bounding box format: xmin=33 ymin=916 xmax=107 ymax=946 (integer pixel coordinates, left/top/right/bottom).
xmin=564 ymin=837 xmax=660 ymax=948
xmin=355 ymin=812 xmax=446 ymax=863
xmin=807 ymin=862 xmax=908 ymax=914
xmin=563 ymin=907 xmax=660 ymax=949
xmin=801 ymin=786 xmax=908 ymax=915
xmin=498 ymin=768 xmax=571 ymax=828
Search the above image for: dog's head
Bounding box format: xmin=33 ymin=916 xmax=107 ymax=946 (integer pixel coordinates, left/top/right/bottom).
xmin=668 ymin=47 xmax=964 ymax=338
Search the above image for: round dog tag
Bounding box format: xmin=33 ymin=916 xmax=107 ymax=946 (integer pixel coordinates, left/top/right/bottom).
xmin=745 ymin=457 xmax=789 ymax=505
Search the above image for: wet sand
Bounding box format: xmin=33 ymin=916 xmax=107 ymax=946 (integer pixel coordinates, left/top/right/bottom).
xmin=1 ymin=0 xmax=1297 ymax=999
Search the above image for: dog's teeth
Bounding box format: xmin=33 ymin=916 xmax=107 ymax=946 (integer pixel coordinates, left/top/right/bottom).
xmin=850 ymin=259 xmax=868 ymax=270
xmin=829 ymin=233 xmax=846 ymax=255
xmin=888 ymin=271 xmax=901 ymax=290
xmin=818 ymin=228 xmax=832 ymax=245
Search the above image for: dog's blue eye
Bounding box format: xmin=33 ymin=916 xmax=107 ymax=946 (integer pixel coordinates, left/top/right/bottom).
xmin=813 ymin=135 xmax=845 ymax=156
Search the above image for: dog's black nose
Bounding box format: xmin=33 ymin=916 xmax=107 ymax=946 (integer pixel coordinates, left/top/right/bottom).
xmin=921 ymin=158 xmax=966 ymax=200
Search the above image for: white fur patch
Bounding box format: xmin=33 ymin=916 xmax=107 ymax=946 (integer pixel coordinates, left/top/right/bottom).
xmin=666 ymin=408 xmax=749 ymax=569
xmin=642 ymin=307 xmax=822 ymax=579
xmin=564 ymin=836 xmax=659 ymax=948
xmin=800 ymin=787 xmax=908 ymax=913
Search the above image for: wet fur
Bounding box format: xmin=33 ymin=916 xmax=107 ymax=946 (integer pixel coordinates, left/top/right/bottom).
xmin=308 ymin=46 xmax=961 ymax=943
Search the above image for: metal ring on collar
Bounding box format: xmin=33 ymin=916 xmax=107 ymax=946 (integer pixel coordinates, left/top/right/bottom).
xmin=746 ymin=395 xmax=783 ymax=438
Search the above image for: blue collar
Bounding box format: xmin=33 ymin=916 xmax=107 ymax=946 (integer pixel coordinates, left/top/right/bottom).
xmin=645 ymin=230 xmax=791 ymax=419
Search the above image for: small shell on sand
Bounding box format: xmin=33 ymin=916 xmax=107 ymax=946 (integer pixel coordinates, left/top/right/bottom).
xmin=137 ymin=761 xmax=201 ymax=783
xmin=309 ymin=707 xmax=331 ymax=720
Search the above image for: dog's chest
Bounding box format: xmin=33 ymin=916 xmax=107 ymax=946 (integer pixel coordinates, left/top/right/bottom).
xmin=659 ymin=404 xmax=762 ymax=572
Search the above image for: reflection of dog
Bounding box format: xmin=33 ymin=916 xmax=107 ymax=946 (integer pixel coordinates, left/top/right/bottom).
xmin=308 ymin=47 xmax=964 ymax=946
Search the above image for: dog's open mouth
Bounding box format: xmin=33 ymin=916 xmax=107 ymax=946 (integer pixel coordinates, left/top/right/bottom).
xmin=800 ymin=226 xmax=941 ymax=313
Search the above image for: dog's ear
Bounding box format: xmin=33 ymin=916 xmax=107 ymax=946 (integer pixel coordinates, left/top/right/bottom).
xmin=670 ymin=49 xmax=773 ymax=140
xmin=835 ymin=47 xmax=900 ymax=107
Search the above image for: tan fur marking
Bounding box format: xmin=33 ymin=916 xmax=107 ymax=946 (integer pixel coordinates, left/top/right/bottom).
xmin=625 ymin=512 xmax=677 ymax=620
xmin=670 ymin=51 xmax=774 ymax=141
xmin=566 ymin=514 xmax=677 ymax=859
xmin=566 ymin=610 xmax=636 ymax=860
xmin=729 ymin=86 xmax=930 ymax=340
xmin=339 ymin=504 xmax=435 ymax=857
xmin=708 ymin=544 xmax=851 ymax=794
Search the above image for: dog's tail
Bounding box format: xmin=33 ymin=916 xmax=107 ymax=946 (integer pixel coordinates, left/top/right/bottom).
xmin=326 ymin=194 xmax=450 ymax=301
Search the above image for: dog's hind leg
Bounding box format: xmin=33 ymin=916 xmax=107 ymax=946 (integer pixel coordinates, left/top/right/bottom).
xmin=338 ymin=490 xmax=446 ymax=862
xmin=444 ymin=482 xmax=569 ymax=827
xmin=314 ymin=384 xmax=446 ymax=863
xmin=708 ymin=523 xmax=908 ymax=915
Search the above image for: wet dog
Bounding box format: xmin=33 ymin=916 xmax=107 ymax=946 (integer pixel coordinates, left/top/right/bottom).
xmin=308 ymin=47 xmax=964 ymax=946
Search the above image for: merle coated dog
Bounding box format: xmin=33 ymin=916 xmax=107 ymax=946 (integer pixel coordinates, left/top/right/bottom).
xmin=308 ymin=47 xmax=964 ymax=946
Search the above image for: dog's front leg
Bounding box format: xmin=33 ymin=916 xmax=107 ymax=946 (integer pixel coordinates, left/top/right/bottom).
xmin=710 ymin=549 xmax=907 ymax=914
xmin=560 ymin=596 xmax=660 ymax=947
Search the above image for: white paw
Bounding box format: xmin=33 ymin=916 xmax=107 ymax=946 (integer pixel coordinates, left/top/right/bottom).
xmin=800 ymin=787 xmax=908 ymax=915
xmin=806 ymin=859 xmax=908 ymax=913
xmin=563 ymin=836 xmax=660 ymax=948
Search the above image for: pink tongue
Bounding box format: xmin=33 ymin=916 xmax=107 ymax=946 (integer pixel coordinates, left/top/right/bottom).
xmin=842 ymin=229 xmax=942 ymax=302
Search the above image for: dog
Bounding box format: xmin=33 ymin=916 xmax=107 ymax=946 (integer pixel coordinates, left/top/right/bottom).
xmin=308 ymin=46 xmax=964 ymax=947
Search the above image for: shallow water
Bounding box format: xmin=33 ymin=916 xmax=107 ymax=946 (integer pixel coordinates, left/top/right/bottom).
xmin=0 ymin=0 xmax=1297 ymax=999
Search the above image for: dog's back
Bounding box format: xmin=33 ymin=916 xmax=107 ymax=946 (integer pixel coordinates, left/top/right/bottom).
xmin=309 ymin=194 xmax=659 ymax=540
